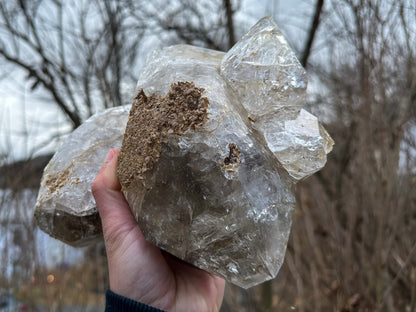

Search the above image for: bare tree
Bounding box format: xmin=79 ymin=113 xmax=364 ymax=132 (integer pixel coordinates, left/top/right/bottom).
xmin=0 ymin=0 xmax=240 ymax=309
xmin=123 ymin=0 xmax=240 ymax=52
xmin=2 ymin=0 xmax=415 ymax=310
xmin=0 ymin=0 xmax=145 ymax=128
xmin=275 ymin=0 xmax=416 ymax=310
xmin=301 ymin=0 xmax=325 ymax=67
xmin=0 ymin=0 xmax=240 ymax=131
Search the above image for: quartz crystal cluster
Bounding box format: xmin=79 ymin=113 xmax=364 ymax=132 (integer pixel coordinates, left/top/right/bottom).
xmin=35 ymin=17 xmax=333 ymax=288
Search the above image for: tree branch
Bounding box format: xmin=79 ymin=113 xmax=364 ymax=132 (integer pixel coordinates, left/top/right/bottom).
xmin=223 ymin=0 xmax=236 ymax=49
xmin=301 ymin=0 xmax=325 ymax=68
xmin=0 ymin=46 xmax=81 ymax=127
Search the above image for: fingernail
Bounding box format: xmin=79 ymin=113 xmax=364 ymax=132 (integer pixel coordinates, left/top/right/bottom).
xmin=105 ymin=149 xmax=114 ymax=163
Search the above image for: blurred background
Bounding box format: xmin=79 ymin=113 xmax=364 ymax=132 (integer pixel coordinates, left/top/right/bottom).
xmin=0 ymin=0 xmax=415 ymax=311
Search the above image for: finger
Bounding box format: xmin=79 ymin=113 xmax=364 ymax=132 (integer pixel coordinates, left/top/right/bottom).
xmin=98 ymin=148 xmax=122 ymax=191
xmin=92 ymin=149 xmax=127 ymax=218
xmin=92 ymin=148 xmax=141 ymax=245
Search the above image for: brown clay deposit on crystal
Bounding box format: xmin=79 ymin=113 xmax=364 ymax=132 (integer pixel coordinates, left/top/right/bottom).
xmin=117 ymin=81 xmax=209 ymax=189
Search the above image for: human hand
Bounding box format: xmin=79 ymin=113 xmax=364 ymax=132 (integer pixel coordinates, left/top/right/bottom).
xmin=92 ymin=148 xmax=225 ymax=312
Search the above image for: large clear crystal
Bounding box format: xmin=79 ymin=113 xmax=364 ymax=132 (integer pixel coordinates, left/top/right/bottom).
xmin=34 ymin=17 xmax=333 ymax=288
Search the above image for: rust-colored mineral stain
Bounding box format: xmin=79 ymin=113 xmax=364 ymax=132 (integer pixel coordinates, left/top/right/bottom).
xmin=222 ymin=143 xmax=241 ymax=177
xmin=223 ymin=143 xmax=241 ymax=166
xmin=45 ymin=165 xmax=72 ymax=195
xmin=117 ymin=82 xmax=209 ymax=189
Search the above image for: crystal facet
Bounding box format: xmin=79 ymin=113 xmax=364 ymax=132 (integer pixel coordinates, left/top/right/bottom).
xmin=220 ymin=17 xmax=307 ymax=120
xmin=34 ymin=106 xmax=130 ymax=246
xmin=34 ymin=17 xmax=333 ymax=288
xmin=262 ymin=109 xmax=334 ymax=180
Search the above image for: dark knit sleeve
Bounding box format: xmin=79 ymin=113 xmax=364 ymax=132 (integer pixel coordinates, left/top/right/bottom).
xmin=105 ymin=289 xmax=166 ymax=312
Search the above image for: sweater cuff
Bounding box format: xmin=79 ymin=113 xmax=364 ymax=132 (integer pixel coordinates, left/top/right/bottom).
xmin=105 ymin=289 xmax=166 ymax=312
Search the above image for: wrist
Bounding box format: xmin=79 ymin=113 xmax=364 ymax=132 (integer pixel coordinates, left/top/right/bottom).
xmin=106 ymin=289 xmax=166 ymax=312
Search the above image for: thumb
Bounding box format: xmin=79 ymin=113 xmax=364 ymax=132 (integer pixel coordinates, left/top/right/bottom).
xmin=92 ymin=148 xmax=142 ymax=250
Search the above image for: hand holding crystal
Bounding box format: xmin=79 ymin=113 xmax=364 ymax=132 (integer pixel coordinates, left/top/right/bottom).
xmin=92 ymin=148 xmax=225 ymax=312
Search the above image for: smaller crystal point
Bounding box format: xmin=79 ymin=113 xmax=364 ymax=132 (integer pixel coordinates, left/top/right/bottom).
xmin=220 ymin=16 xmax=307 ymax=119
xmin=262 ymin=109 xmax=334 ymax=180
